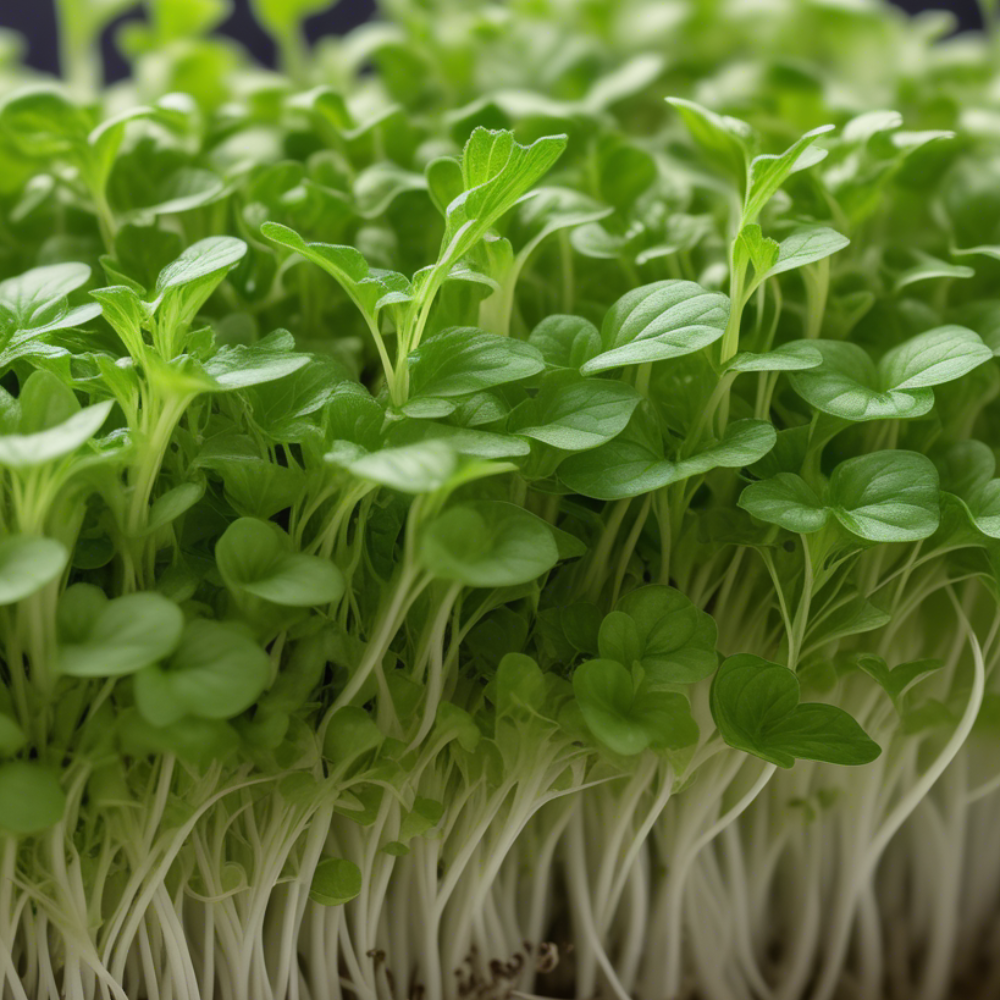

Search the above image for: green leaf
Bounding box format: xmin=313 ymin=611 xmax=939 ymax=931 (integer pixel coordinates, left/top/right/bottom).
xmin=134 ymin=620 xmax=271 ymax=725
xmin=354 ymin=161 xmax=428 ymax=219
xmin=200 ymin=331 xmax=311 ymax=391
xmin=442 ymin=128 xmax=568 ymax=265
xmin=602 ymin=586 xmax=718 ymax=684
xmin=856 ymin=654 xmax=943 ymax=704
xmin=877 ymin=325 xmax=993 ymax=391
xmin=744 ymin=125 xmax=835 ymax=223
xmin=710 ymin=654 xmax=881 ymax=768
xmin=830 ymin=451 xmax=940 ymax=542
xmin=157 ymin=239 xmax=248 ymax=293
xmin=420 ymin=501 xmax=559 ymax=588
xmin=433 ymin=701 xmax=481 ymax=754
xmin=894 ymin=252 xmax=975 ymax=292
xmin=408 ymin=327 xmax=545 ymax=398
xmin=741 ymin=451 xmax=939 ymax=542
xmin=309 ymin=857 xmax=362 ymax=907
xmin=560 ymin=418 xmax=776 ymax=500
xmin=154 ymin=237 xmax=247 ymax=332
xmin=0 ymin=85 xmax=92 ymax=156
xmin=0 ymin=536 xmax=68 ymax=604
xmin=150 ymin=0 xmax=230 ymax=39
xmin=808 ymin=595 xmax=891 ymax=648
xmin=142 ymin=481 xmax=205 ymax=536
xmin=666 ymin=97 xmax=751 ymax=191
xmin=573 ymin=658 xmax=698 ymax=756
xmin=581 ymin=280 xmax=730 ymax=374
xmin=19 ymin=371 xmax=78 ymax=432
xmin=788 ymin=327 xmax=991 ymax=421
xmin=573 ymin=658 xmax=648 ymax=756
xmin=0 ymin=262 xmax=102 ymax=368
xmin=0 ymin=400 xmax=113 ymax=469
xmin=91 ymin=285 xmax=148 ymax=354
xmin=217 ymin=518 xmax=345 ymax=607
xmin=426 ymin=156 xmax=463 ymax=215
xmin=261 ymin=222 xmax=407 ymax=323
xmin=508 ymin=373 xmax=640 ymax=451
xmin=528 ymin=315 xmax=601 ymax=370
xmin=326 ymin=440 xmax=458 ymax=494
xmin=323 ymin=707 xmax=383 ymax=765
xmin=726 ymin=341 xmax=823 ymax=373
xmin=739 ymin=474 xmax=830 ymax=533
xmin=398 ymin=798 xmax=445 ymax=842
xmin=735 ymin=224 xmax=779 ymax=275
xmin=0 ymin=762 xmax=66 ymax=834
xmin=58 ymin=588 xmax=185 ymax=678
xmin=751 ymin=227 xmax=850 ymax=285
xmin=788 ymin=342 xmax=927 ymax=421
xmin=495 ymin=653 xmax=547 ymax=720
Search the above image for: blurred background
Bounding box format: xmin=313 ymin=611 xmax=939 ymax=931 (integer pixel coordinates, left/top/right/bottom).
xmin=0 ymin=0 xmax=985 ymax=82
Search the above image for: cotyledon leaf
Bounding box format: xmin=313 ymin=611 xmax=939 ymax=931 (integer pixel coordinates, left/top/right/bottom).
xmin=789 ymin=327 xmax=991 ymax=421
xmin=560 ymin=419 xmax=776 ymax=500
xmin=711 ymin=654 xmax=881 ymax=768
xmin=739 ymin=450 xmax=940 ymax=542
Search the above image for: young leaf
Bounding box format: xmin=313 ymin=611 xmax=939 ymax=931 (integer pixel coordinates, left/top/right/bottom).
xmin=0 ymin=84 xmax=92 ymax=156
xmin=142 ymin=481 xmax=205 ymax=536
xmin=829 ymin=451 xmax=940 ymax=542
xmin=528 ymin=315 xmax=602 ymax=370
xmin=508 ymin=373 xmax=640 ymax=451
xmin=58 ymin=588 xmax=185 ymax=678
xmin=133 ymin=620 xmax=271 ymax=725
xmin=217 ymin=518 xmax=345 ymax=607
xmin=894 ymin=252 xmax=975 ymax=292
xmin=743 ymin=125 xmax=835 ymax=223
xmin=326 ymin=440 xmax=458 ymax=494
xmin=309 ymin=858 xmax=363 ymax=907
xmin=856 ymin=654 xmax=944 ymax=704
xmin=154 ymin=237 xmax=247 ymax=333
xmin=666 ymin=97 xmax=752 ymax=191
xmin=789 ymin=327 xmax=991 ymax=422
xmin=735 ymin=224 xmax=779 ymax=275
xmin=441 ymin=128 xmax=568 ymax=265
xmin=0 ymin=400 xmax=113 ymax=469
xmin=740 ymin=451 xmax=940 ymax=542
xmin=560 ymin=419 xmax=776 ymax=500
xmin=0 ymin=263 xmax=103 ymax=368
xmin=324 ymin=707 xmax=383 ymax=766
xmin=0 ymin=536 xmax=68 ymax=604
xmin=420 ymin=500 xmax=559 ymax=588
xmin=495 ymin=653 xmax=547 ymax=720
xmin=200 ymin=331 xmax=311 ymax=391
xmin=408 ymin=327 xmax=545 ymax=398
xmin=877 ymin=325 xmax=993 ymax=391
xmin=581 ymin=280 xmax=730 ymax=374
xmin=710 ymin=654 xmax=881 ymax=768
xmin=398 ymin=798 xmax=445 ymax=841
xmin=573 ymin=658 xmax=698 ymax=756
xmin=261 ymin=221 xmax=406 ymax=323
xmin=739 ymin=474 xmax=830 ymax=533
xmin=601 ymin=586 xmax=718 ymax=684
xmin=0 ymin=762 xmax=66 ymax=834
xmin=750 ymin=227 xmax=850 ymax=286
xmin=726 ymin=341 xmax=823 ymax=373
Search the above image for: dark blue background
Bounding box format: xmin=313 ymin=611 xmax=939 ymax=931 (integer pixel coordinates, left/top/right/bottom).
xmin=0 ymin=0 xmax=983 ymax=82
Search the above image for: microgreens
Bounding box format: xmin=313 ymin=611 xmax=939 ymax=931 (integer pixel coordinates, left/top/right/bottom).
xmin=0 ymin=1 xmax=998 ymax=999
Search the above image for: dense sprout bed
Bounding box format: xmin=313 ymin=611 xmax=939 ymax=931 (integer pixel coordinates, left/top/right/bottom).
xmin=1 ymin=1 xmax=1000 ymax=998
